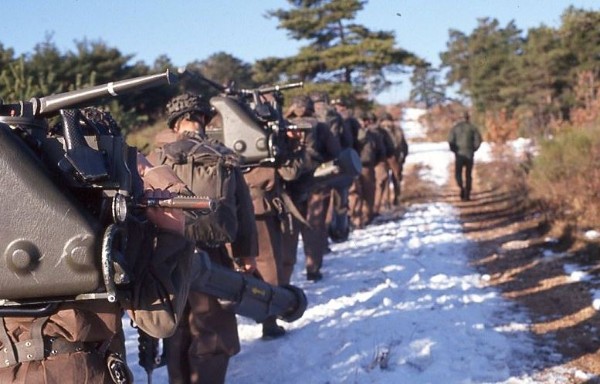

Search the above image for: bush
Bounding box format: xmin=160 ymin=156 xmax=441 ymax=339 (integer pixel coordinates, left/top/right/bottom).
xmin=125 ymin=119 xmax=167 ymax=155
xmin=528 ymin=125 xmax=600 ymax=228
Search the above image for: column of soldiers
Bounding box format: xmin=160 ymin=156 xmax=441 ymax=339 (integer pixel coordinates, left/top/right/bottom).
xmin=336 ymin=103 xmax=409 ymax=230
xmin=0 ymin=81 xmax=408 ymax=383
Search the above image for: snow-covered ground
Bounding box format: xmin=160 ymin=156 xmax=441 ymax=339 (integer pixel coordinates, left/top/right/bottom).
xmin=124 ymin=110 xmax=590 ymax=383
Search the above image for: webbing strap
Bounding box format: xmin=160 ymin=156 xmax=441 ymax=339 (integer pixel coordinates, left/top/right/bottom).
xmin=11 ymin=316 xmax=49 ymax=367
xmin=0 ymin=318 xmax=17 ymax=367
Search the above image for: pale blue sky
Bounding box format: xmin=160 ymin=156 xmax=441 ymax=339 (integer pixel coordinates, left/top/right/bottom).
xmin=1 ymin=0 xmax=598 ymax=102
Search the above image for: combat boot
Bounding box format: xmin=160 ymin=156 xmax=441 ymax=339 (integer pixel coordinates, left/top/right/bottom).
xmin=306 ymin=269 xmax=323 ymax=282
xmin=262 ymin=316 xmax=286 ymax=340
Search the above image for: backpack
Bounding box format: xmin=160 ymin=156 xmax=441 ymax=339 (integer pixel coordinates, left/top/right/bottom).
xmin=357 ymin=128 xmax=385 ymax=166
xmin=159 ymin=135 xmax=240 ymax=246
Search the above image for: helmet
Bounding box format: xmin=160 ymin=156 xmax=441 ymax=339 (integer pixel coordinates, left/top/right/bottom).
xmin=291 ymin=95 xmax=314 ymax=113
xmin=359 ymin=111 xmax=377 ymax=122
xmin=331 ymin=97 xmax=349 ymax=107
xmin=379 ymin=112 xmax=394 ymax=122
xmin=166 ymin=92 xmax=212 ymax=129
xmin=309 ymin=91 xmax=329 ymax=104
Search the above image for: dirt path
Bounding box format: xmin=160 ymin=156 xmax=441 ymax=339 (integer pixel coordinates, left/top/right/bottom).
xmin=443 ymin=163 xmax=600 ymax=383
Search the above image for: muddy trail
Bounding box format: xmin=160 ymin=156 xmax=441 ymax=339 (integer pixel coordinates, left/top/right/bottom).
xmin=400 ymin=159 xmax=600 ymax=383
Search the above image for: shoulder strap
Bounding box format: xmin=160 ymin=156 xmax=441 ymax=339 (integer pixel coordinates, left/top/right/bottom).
xmin=0 ymin=317 xmax=17 ymax=366
xmin=0 ymin=315 xmax=50 ymax=367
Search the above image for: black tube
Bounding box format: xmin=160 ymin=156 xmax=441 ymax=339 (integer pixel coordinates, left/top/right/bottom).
xmin=31 ymin=70 xmax=177 ymax=117
xmin=189 ymin=252 xmax=307 ymax=323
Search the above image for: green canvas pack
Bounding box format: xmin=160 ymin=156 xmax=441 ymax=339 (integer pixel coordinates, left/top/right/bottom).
xmin=160 ymin=136 xmax=240 ymax=246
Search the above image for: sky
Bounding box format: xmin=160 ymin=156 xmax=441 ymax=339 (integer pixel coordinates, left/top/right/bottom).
xmin=1 ymin=1 xmax=599 ymax=103
xmin=122 ymin=110 xmax=598 ymax=383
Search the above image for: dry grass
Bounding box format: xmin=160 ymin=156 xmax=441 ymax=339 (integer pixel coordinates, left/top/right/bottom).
xmin=453 ymin=157 xmax=600 ymax=382
xmin=528 ymin=126 xmax=600 ymax=230
xmin=125 ymin=119 xmax=167 ymax=155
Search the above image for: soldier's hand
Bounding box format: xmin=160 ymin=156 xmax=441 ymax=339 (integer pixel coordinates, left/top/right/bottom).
xmin=236 ymin=257 xmax=257 ymax=274
xmin=144 ymin=188 xmax=185 ymax=235
xmin=136 ymin=152 xmax=154 ymax=177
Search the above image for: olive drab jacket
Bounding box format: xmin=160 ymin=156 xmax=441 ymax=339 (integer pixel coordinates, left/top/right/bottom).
xmin=243 ymin=152 xmax=305 ymax=217
xmin=448 ymin=121 xmax=482 ymax=159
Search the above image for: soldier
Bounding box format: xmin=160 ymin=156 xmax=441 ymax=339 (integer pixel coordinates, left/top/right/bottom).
xmin=311 ymin=91 xmax=354 ymax=244
xmin=241 ymin=165 xmax=301 ymax=338
xmin=234 ymin=105 xmax=305 ymax=338
xmin=448 ymin=111 xmax=482 ymax=201
xmin=157 ymin=93 xmax=258 ymax=384
xmin=331 ymin=97 xmax=360 ymax=153
xmin=349 ymin=111 xmax=386 ymax=228
xmin=372 ymin=116 xmax=397 ymax=216
xmin=310 ymin=91 xmax=353 ymax=150
xmin=378 ymin=112 xmax=409 ymax=207
xmin=0 ymin=108 xmax=195 ymax=384
xmin=282 ymin=95 xmax=341 ymax=282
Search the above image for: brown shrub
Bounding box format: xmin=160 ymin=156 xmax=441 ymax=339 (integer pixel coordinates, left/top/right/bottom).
xmin=484 ymin=109 xmax=519 ymax=144
xmin=419 ymin=102 xmax=465 ymax=142
xmin=528 ymin=126 xmax=600 ymax=229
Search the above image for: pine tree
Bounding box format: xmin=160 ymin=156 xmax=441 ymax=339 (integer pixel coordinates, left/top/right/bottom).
xmin=263 ymin=0 xmax=420 ymax=99
xmin=409 ymin=65 xmax=446 ymax=108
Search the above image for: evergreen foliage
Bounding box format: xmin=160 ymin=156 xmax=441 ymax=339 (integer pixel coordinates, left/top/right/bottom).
xmin=439 ymin=7 xmax=600 ymax=138
xmin=2 ymin=4 xmax=600 ymax=140
xmin=262 ymin=0 xmax=420 ymax=100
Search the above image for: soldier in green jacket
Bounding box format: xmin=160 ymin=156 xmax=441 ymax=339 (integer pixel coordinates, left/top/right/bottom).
xmin=448 ymin=111 xmax=482 ymax=201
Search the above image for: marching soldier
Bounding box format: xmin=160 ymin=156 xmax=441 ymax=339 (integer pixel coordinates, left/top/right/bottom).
xmin=282 ymin=95 xmax=341 ymax=282
xmin=157 ymin=93 xmax=258 ymax=384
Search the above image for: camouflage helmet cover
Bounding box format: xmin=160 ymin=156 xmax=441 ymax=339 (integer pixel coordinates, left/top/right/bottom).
xmin=291 ymin=95 xmax=314 ymax=112
xmin=166 ymin=92 xmax=212 ymax=129
xmin=331 ymin=97 xmax=349 ymax=107
xmin=359 ymin=111 xmax=377 ymax=122
xmin=379 ymin=112 xmax=394 ymax=122
xmin=309 ymin=91 xmax=329 ymax=104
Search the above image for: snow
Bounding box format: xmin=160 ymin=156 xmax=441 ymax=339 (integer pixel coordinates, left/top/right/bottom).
xmin=402 ymin=107 xmax=428 ymax=140
xmin=585 ymin=230 xmax=600 ymax=240
xmin=123 ymin=108 xmax=591 ymax=383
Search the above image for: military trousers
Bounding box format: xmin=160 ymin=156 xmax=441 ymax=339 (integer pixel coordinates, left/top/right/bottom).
xmin=165 ymin=247 xmax=240 ymax=384
xmin=254 ymin=214 xmax=284 ymax=286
